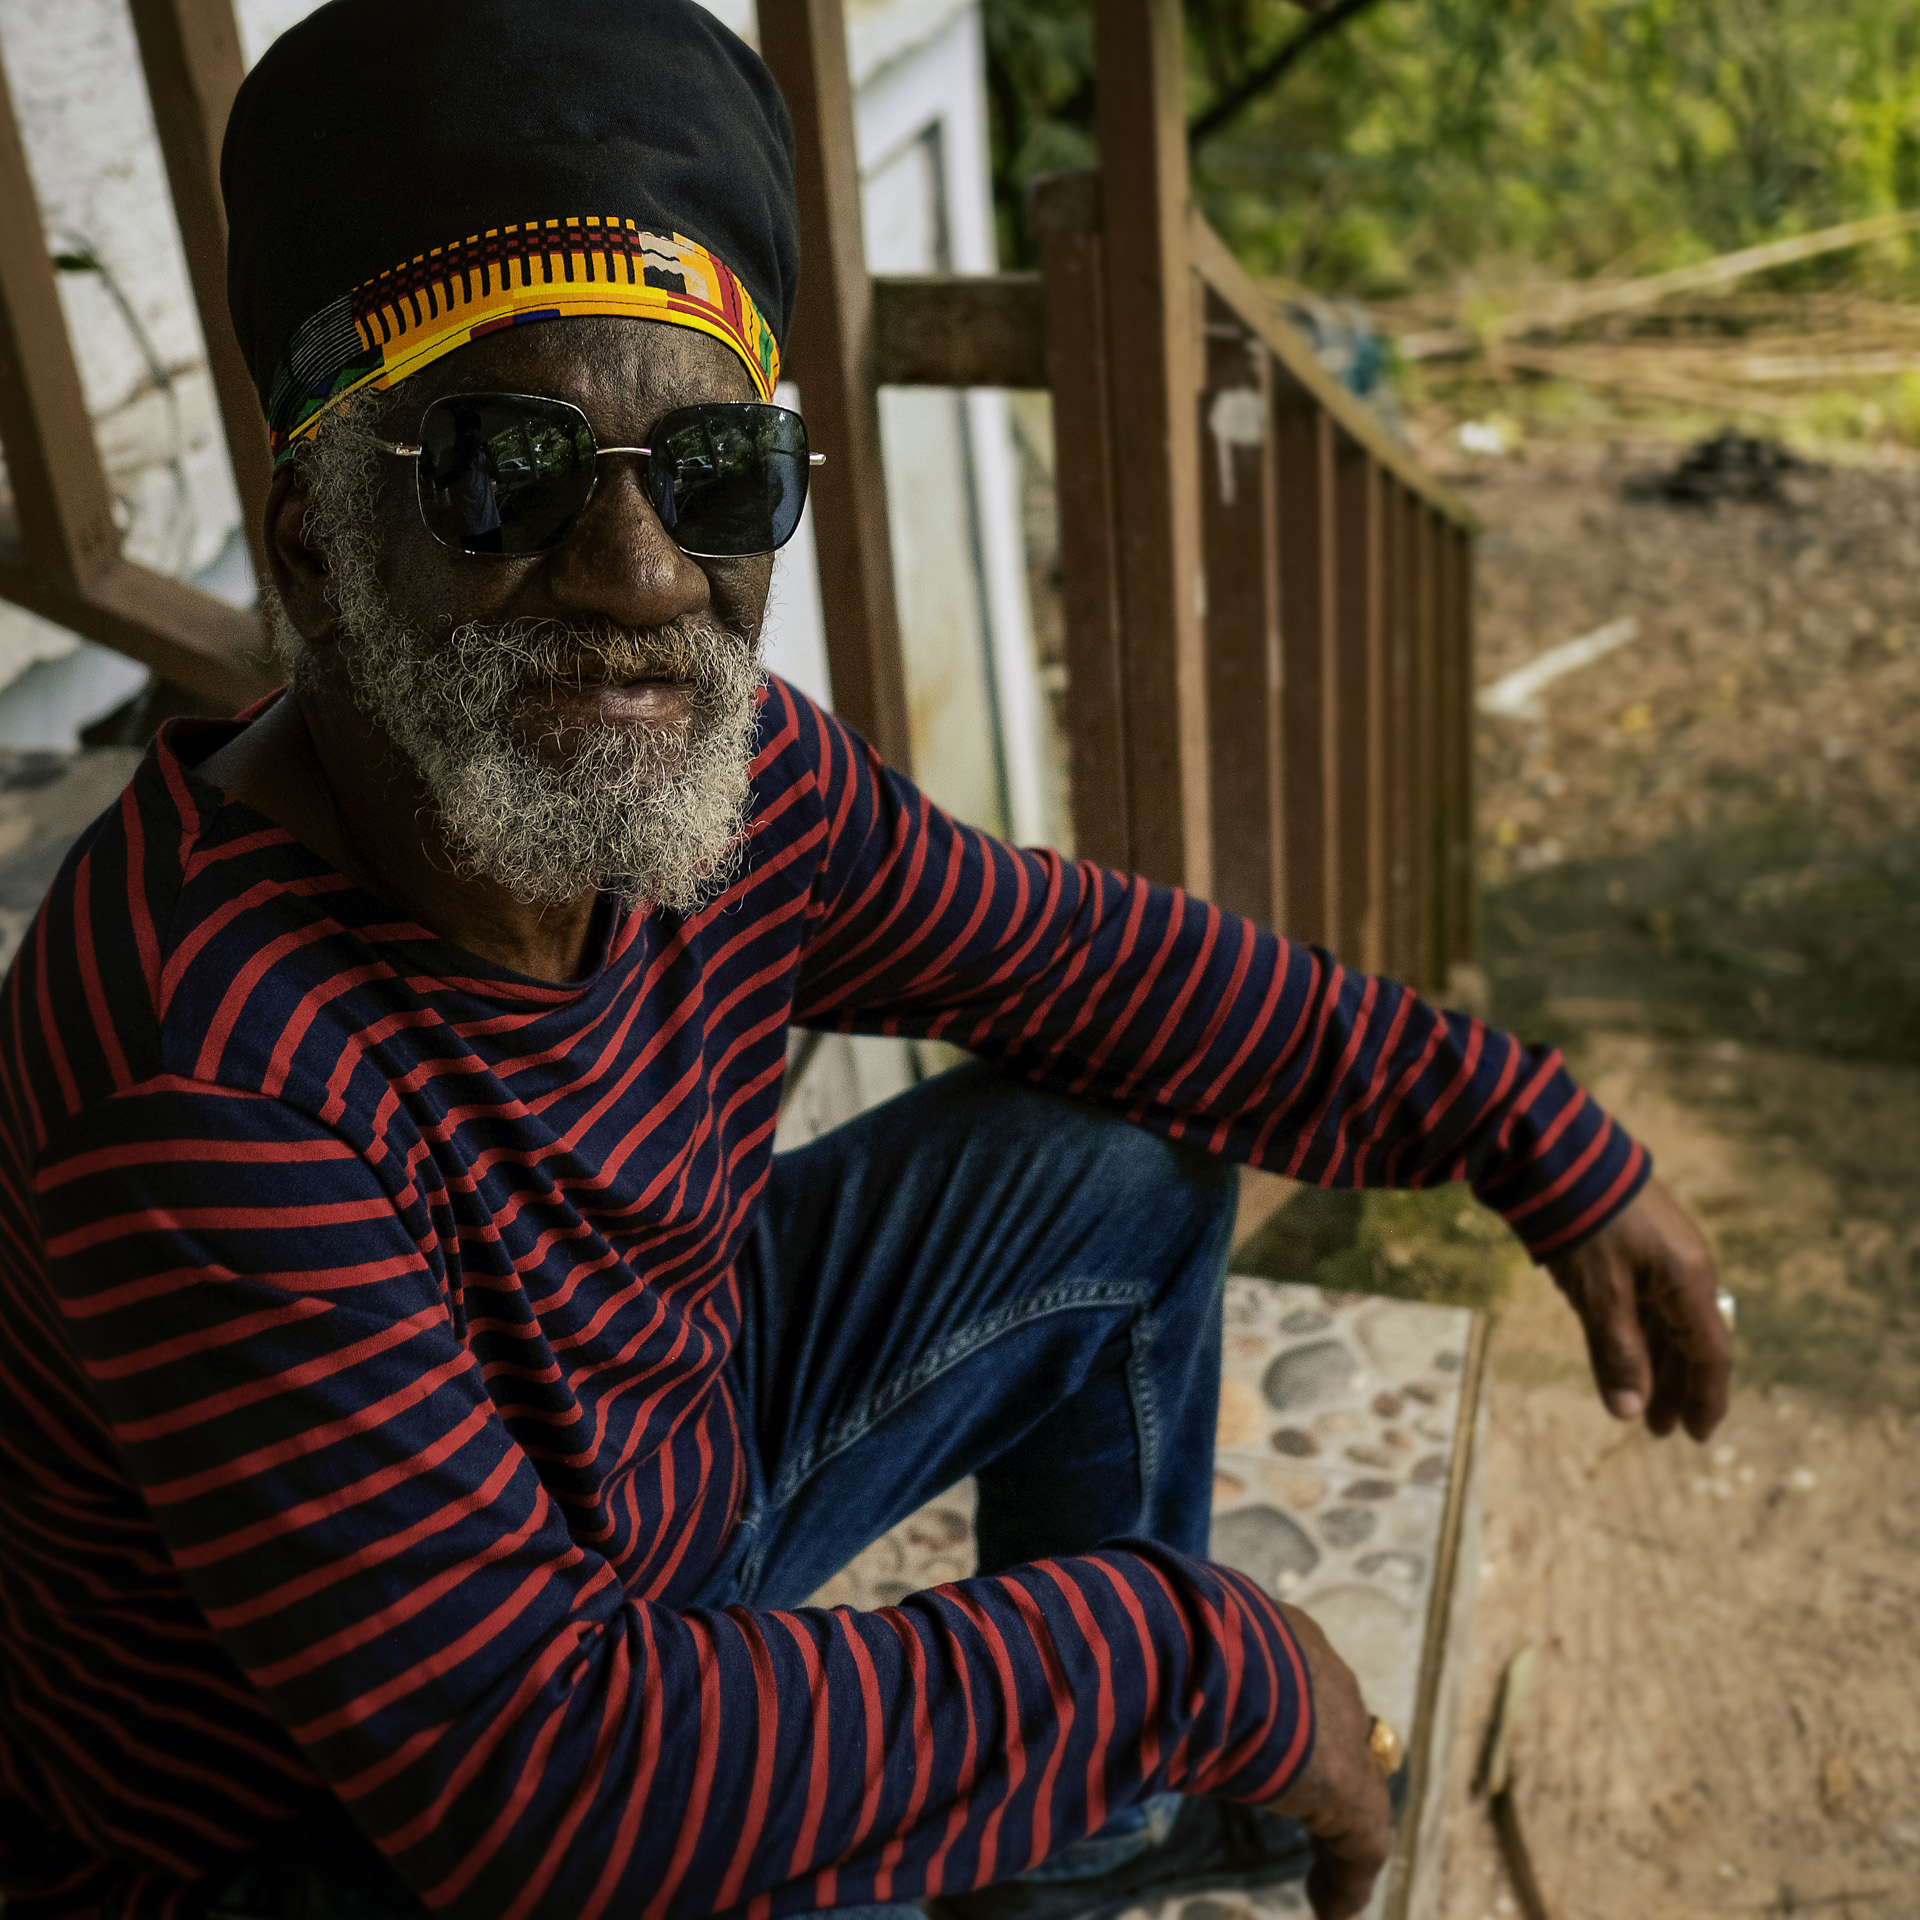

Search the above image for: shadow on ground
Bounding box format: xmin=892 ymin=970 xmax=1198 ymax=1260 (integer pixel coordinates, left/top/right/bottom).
xmin=1238 ymin=796 xmax=1920 ymax=1412
xmin=1489 ymin=797 xmax=1920 ymax=1411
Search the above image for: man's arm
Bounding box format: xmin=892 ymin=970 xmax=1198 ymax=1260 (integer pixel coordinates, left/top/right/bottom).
xmin=37 ymin=1082 xmax=1314 ymax=1919
xmin=781 ymin=682 xmax=1728 ymax=1439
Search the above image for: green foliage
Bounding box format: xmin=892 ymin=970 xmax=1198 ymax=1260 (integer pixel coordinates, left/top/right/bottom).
xmin=1231 ymin=1182 xmax=1530 ymax=1317
xmin=982 ymin=0 xmax=1920 ymax=294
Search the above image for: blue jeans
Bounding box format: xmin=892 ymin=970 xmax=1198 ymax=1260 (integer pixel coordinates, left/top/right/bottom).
xmin=200 ymin=1063 xmax=1237 ymax=1919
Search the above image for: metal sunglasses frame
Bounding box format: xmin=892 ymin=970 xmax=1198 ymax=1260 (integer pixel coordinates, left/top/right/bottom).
xmin=357 ymin=392 xmax=826 ymax=560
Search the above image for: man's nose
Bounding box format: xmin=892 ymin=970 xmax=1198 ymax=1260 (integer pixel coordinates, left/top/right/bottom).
xmin=536 ymin=456 xmax=710 ymax=628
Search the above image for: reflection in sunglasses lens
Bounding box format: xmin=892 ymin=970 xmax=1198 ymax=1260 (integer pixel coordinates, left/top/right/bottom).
xmin=415 ymin=395 xmax=810 ymax=558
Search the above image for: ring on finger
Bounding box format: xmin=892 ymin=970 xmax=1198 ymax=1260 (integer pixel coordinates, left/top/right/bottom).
xmin=1715 ymin=1286 xmax=1737 ymax=1333
xmin=1368 ymin=1716 xmax=1405 ymax=1778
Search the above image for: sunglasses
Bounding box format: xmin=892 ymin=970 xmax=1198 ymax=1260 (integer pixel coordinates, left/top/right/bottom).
xmin=364 ymin=392 xmax=823 ymax=559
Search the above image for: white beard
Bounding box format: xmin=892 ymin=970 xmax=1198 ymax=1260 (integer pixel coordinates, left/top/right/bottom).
xmin=271 ymin=403 xmax=763 ymax=916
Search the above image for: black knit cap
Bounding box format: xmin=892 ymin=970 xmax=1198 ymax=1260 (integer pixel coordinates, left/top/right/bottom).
xmin=222 ymin=0 xmax=799 ymax=463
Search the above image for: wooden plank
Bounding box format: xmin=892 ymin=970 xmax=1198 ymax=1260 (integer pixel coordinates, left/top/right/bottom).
xmin=0 ymin=40 xmax=121 ymax=592
xmin=1333 ymin=438 xmax=1386 ymax=971
xmin=0 ymin=557 xmax=273 ymax=708
xmin=1031 ymin=172 xmax=1128 ymax=871
xmin=871 ymin=274 xmax=1046 ymax=389
xmin=1376 ymin=477 xmax=1402 ymax=974
xmin=1429 ymin=519 xmax=1458 ymax=984
xmin=1186 ymin=211 xmax=1478 ymax=534
xmin=1199 ymin=292 xmax=1282 ymax=927
xmin=1412 ymin=502 xmax=1440 ymax=991
xmin=1383 ymin=1311 xmax=1490 ymax=1920
xmin=1384 ymin=482 xmax=1418 ymax=979
xmin=757 ymin=0 xmax=912 ymax=773
xmin=1093 ymin=0 xmax=1210 ymax=896
xmin=1447 ymin=525 xmax=1479 ymax=972
xmin=127 ymin=0 xmax=273 ymax=585
xmin=1273 ymin=395 xmax=1339 ymax=947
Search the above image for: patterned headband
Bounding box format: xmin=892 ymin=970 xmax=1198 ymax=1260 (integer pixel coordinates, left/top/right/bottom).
xmin=266 ymin=216 xmax=781 ymax=467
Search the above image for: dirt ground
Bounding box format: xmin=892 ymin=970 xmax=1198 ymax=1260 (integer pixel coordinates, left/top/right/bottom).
xmin=1277 ymin=431 xmax=1920 ymax=1917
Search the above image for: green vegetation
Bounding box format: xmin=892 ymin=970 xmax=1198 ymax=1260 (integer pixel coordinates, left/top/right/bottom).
xmin=985 ymin=0 xmax=1920 ymax=296
xmin=1232 ymin=1182 xmax=1531 ymax=1317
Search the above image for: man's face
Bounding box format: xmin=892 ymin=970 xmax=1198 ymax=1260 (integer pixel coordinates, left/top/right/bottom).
xmin=280 ymin=316 xmax=779 ymax=914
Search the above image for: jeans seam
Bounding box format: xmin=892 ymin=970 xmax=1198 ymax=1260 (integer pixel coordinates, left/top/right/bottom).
xmin=770 ymin=1277 xmax=1151 ymax=1506
xmin=1128 ymin=1309 xmax=1160 ymax=1532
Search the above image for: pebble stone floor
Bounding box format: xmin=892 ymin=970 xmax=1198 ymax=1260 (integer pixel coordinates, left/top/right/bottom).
xmin=810 ymin=1275 xmax=1478 ymax=1920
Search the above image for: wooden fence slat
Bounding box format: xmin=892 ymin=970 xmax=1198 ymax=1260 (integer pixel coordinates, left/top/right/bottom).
xmin=1031 ymin=174 xmax=1129 ymax=870
xmin=1093 ymin=0 xmax=1209 ymax=896
xmin=1188 ymin=213 xmax=1478 ymax=533
xmin=1412 ymin=502 xmax=1440 ymax=990
xmin=0 ymin=42 xmax=121 ymax=591
xmin=0 ymin=555 xmax=271 ymax=706
xmin=1446 ymin=525 xmax=1479 ymax=974
xmin=757 ymin=0 xmax=912 ymax=774
xmin=126 ymin=0 xmax=272 ymax=585
xmin=1334 ymin=438 xmax=1386 ymax=971
xmin=1430 ymin=520 xmax=1457 ymax=982
xmin=1199 ymin=293 xmax=1282 ymax=927
xmin=1274 ymin=395 xmax=1339 ymax=947
xmin=1388 ymin=483 xmax=1423 ymax=979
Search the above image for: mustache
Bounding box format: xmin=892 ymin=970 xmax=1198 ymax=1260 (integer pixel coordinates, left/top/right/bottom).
xmin=439 ymin=611 xmax=755 ymax=702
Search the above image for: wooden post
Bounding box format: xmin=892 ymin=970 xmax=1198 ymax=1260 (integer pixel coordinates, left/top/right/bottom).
xmin=1092 ymin=0 xmax=1209 ymax=896
xmin=1199 ymin=293 xmax=1282 ymax=926
xmin=1274 ymin=394 xmax=1339 ymax=947
xmin=0 ymin=43 xmax=122 ymax=591
xmin=1385 ymin=482 xmax=1420 ymax=979
xmin=758 ymin=0 xmax=912 ymax=774
xmin=1032 ymin=173 xmax=1129 ymax=871
xmin=127 ymin=0 xmax=272 ymax=584
xmin=1334 ymin=437 xmax=1386 ymax=971
xmin=1412 ymin=501 xmax=1440 ymax=990
xmin=1446 ymin=526 xmax=1479 ymax=974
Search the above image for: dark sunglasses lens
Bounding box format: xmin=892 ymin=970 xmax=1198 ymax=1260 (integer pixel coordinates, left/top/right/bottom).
xmin=416 ymin=395 xmax=597 ymax=556
xmin=646 ymin=404 xmax=810 ymax=557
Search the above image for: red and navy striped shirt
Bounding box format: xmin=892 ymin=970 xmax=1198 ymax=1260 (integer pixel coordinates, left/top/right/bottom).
xmin=0 ymin=678 xmax=1645 ymax=1919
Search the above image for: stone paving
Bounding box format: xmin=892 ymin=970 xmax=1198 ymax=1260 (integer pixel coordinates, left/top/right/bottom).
xmin=813 ymin=1275 xmax=1483 ymax=1920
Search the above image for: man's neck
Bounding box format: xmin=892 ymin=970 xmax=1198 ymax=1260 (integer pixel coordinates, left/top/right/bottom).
xmin=197 ymin=689 xmax=604 ymax=983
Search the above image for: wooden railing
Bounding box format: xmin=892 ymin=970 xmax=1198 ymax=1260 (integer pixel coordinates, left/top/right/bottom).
xmin=768 ymin=0 xmax=1479 ymax=996
xmin=0 ymin=0 xmax=273 ymax=710
xmin=0 ymin=0 xmax=1476 ymax=994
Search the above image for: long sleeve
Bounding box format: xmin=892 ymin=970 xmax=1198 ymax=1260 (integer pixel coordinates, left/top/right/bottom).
xmin=781 ymin=685 xmax=1647 ymax=1260
xmin=36 ymin=1081 xmax=1312 ymax=1920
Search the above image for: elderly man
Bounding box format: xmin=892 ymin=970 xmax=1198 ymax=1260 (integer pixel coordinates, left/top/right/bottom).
xmin=0 ymin=4 xmax=1729 ymax=1918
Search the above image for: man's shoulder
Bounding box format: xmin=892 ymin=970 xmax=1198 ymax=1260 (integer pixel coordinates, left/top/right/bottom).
xmin=0 ymin=724 xmax=388 ymax=1142
xmin=752 ymin=672 xmax=833 ymax=775
xmin=748 ymin=671 xmax=892 ymax=842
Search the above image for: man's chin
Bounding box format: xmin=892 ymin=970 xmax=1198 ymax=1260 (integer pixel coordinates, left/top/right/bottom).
xmin=503 ymin=700 xmax=692 ymax=782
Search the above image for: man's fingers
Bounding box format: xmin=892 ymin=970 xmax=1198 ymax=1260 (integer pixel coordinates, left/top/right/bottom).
xmin=1640 ymin=1239 xmax=1734 ymax=1442
xmin=1643 ymin=1326 xmax=1687 ymax=1438
xmin=1269 ymin=1604 xmax=1393 ymax=1919
xmin=1568 ymin=1253 xmax=1653 ymax=1422
xmin=1305 ymin=1823 xmax=1392 ymax=1920
xmin=1550 ymin=1179 xmax=1733 ymax=1441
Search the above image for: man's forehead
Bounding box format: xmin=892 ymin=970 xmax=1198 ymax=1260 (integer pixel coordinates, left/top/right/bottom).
xmin=389 ymin=315 xmax=756 ymax=426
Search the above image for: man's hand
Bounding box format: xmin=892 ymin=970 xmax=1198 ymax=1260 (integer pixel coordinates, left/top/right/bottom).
xmin=1547 ymin=1175 xmax=1731 ymax=1441
xmin=1265 ymin=1603 xmax=1391 ymax=1920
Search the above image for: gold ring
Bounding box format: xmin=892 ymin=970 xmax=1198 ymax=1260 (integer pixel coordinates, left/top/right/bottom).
xmin=1368 ymin=1716 xmax=1405 ymax=1778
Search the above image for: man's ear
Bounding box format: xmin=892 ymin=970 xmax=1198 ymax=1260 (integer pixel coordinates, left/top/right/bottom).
xmin=264 ymin=463 xmax=340 ymax=648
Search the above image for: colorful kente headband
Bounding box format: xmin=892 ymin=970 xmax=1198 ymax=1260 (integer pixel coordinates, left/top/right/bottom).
xmin=266 ymin=217 xmax=781 ymax=467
